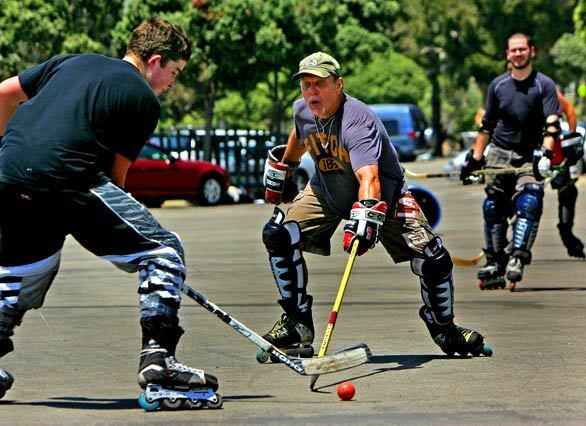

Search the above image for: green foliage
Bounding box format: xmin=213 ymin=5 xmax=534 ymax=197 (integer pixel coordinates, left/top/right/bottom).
xmin=344 ymin=50 xmax=430 ymax=105
xmin=0 ymin=0 xmax=580 ymax=134
xmin=551 ymin=33 xmax=586 ymax=86
xmin=0 ymin=0 xmax=70 ymax=77
xmin=440 ymin=77 xmax=484 ymax=134
xmin=576 ymin=0 xmax=586 ymax=42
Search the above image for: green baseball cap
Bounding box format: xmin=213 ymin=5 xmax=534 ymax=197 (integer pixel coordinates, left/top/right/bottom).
xmin=292 ymin=52 xmax=340 ymax=80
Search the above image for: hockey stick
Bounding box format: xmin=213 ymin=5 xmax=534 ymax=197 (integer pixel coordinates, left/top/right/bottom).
xmin=404 ymin=166 xmax=530 ymax=179
xmin=180 ymin=283 xmax=370 ymax=376
xmin=309 ymin=239 xmax=359 ymax=391
xmin=452 ymin=251 xmax=485 ymax=266
xmin=404 ymin=165 xmax=565 ymax=180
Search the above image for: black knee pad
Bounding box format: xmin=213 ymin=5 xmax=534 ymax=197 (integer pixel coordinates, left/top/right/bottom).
xmin=558 ymin=184 xmax=578 ymax=207
xmin=262 ymin=208 xmax=300 ymax=255
xmin=0 ymin=338 xmax=14 ymax=358
xmin=483 ymin=187 xmax=509 ymax=224
xmin=410 ymin=236 xmax=453 ymax=281
xmin=140 ymin=315 xmax=184 ymax=355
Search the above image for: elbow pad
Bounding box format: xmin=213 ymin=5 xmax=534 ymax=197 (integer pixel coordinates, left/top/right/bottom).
xmin=543 ymin=115 xmax=561 ymax=140
xmin=478 ymin=118 xmax=495 ymax=136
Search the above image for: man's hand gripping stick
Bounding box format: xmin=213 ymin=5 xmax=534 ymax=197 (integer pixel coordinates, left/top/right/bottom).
xmin=263 ymin=145 xmax=299 ymax=204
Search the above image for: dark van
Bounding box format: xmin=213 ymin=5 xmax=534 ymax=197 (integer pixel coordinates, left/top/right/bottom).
xmin=368 ymin=103 xmax=430 ymax=161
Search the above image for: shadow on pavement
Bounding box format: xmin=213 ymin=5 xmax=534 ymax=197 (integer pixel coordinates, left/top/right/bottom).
xmin=0 ymin=394 xmax=273 ymax=409
xmin=311 ymin=354 xmax=444 ymax=393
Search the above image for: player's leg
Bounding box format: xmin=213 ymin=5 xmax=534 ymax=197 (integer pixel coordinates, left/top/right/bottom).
xmin=380 ymin=188 xmax=490 ymax=356
xmin=557 ymin=181 xmax=584 ymax=258
xmin=507 ymin=179 xmax=545 ymax=282
xmin=69 ymin=182 xmax=217 ymax=392
xmin=478 ymin=185 xmax=510 ymax=289
xmin=261 ymin=186 xmax=340 ymax=356
xmin=0 ymin=184 xmax=66 ymax=398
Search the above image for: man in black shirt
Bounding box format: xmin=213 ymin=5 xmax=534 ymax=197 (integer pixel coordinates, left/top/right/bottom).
xmin=0 ymin=18 xmax=219 ymax=399
xmin=461 ymin=33 xmax=561 ymax=290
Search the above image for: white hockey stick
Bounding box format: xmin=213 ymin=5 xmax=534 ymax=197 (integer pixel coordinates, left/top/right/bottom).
xmin=181 ymin=284 xmax=371 ymax=376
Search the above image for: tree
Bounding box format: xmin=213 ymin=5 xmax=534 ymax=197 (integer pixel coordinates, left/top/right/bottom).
xmin=344 ymin=49 xmax=430 ymax=105
xmin=0 ymin=1 xmax=124 ymax=79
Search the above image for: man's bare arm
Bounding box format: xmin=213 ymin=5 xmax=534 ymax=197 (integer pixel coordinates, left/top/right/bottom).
xmin=0 ymin=77 xmax=28 ymax=135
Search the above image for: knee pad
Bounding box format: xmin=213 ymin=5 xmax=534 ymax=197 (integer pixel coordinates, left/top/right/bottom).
xmin=140 ymin=315 xmax=184 ymax=355
xmin=482 ymin=190 xmax=509 ymax=253
xmin=511 ymin=184 xmax=544 ymax=257
xmin=483 ymin=188 xmax=509 ymax=224
xmin=262 ymin=208 xmax=301 ymax=255
xmin=514 ymin=184 xmax=544 ymax=221
xmin=0 ymin=337 xmax=14 ymax=358
xmin=558 ymin=184 xmax=578 ymax=225
xmin=262 ymin=208 xmax=307 ymax=306
xmin=411 ymin=237 xmax=454 ymax=323
xmin=410 ymin=236 xmax=453 ymax=281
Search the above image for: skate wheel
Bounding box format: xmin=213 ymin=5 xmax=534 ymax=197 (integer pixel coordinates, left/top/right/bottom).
xmin=161 ymin=398 xmax=183 ymax=410
xmin=509 ymin=281 xmax=516 ymax=292
xmin=0 ymin=390 xmax=5 ymax=400
xmin=255 ymin=349 xmax=270 ymax=363
xmin=481 ymin=343 xmax=493 ymax=356
xmin=185 ymin=399 xmax=203 ymax=409
xmin=138 ymin=392 xmax=160 ymax=411
xmin=478 ymin=280 xmax=486 ymax=290
xmin=206 ymin=393 xmax=223 ymax=409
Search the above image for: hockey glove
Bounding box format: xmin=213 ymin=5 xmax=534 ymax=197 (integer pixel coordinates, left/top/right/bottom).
xmin=460 ymin=149 xmax=485 ymax=185
xmin=343 ymin=199 xmax=387 ymax=256
xmin=263 ymin=145 xmax=299 ymax=204
xmin=560 ymin=132 xmax=584 ymax=167
xmin=532 ymin=148 xmax=552 ymax=181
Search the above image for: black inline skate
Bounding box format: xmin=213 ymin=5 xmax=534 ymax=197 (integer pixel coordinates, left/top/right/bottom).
xmin=419 ymin=307 xmax=493 ymax=356
xmin=477 ymin=250 xmax=507 ymax=290
xmin=256 ymin=298 xmax=314 ymax=363
xmin=0 ymin=369 xmax=13 ymax=400
xmin=137 ymin=346 xmax=222 ymax=411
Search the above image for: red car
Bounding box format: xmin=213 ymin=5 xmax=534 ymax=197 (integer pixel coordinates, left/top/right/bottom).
xmin=126 ymin=143 xmax=230 ymax=208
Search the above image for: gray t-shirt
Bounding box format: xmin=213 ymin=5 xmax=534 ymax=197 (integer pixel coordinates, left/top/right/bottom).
xmin=293 ymin=94 xmax=404 ymax=217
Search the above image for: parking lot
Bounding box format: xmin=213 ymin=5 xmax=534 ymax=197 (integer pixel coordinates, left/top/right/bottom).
xmin=0 ymin=159 xmax=585 ymax=425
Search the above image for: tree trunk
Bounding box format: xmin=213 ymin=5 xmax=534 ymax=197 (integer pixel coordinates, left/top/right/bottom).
xmin=430 ymin=72 xmax=444 ymax=157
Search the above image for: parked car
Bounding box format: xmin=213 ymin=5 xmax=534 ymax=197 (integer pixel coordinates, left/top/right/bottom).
xmin=368 ymin=103 xmax=431 ymax=161
xmin=126 ymin=142 xmax=231 ymax=208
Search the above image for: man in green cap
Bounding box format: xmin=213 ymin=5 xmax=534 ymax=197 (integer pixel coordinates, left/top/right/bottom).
xmin=259 ymin=52 xmax=492 ymax=359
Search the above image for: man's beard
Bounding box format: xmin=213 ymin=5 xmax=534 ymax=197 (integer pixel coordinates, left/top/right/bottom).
xmin=510 ymin=57 xmax=531 ymax=70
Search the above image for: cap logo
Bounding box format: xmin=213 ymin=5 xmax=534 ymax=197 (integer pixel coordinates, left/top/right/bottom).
xmin=304 ymin=58 xmax=319 ymax=67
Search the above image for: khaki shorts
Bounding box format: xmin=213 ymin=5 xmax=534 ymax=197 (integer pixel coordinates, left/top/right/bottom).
xmin=284 ymin=184 xmax=435 ymax=263
xmin=484 ymin=144 xmax=543 ymax=199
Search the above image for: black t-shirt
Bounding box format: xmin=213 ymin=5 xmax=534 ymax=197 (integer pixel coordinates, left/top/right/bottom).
xmin=484 ymin=69 xmax=560 ymax=155
xmin=0 ymin=53 xmax=160 ymax=191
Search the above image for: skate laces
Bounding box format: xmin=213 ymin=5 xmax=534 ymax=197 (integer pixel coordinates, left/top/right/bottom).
xmin=266 ymin=314 xmax=291 ymax=339
xmin=166 ymin=356 xmax=204 ymax=376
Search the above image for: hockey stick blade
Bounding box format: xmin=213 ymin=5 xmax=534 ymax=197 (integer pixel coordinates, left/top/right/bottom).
xmin=452 ymin=251 xmax=485 ymax=266
xmin=181 ymin=284 xmax=370 ymax=376
xmin=302 ymin=343 xmax=371 ymax=375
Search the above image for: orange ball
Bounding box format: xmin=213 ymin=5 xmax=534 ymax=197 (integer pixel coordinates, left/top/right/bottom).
xmin=336 ymin=381 xmax=355 ymax=401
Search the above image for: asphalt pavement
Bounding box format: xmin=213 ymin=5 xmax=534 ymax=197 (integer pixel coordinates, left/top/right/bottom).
xmin=1 ymin=158 xmax=584 ymax=425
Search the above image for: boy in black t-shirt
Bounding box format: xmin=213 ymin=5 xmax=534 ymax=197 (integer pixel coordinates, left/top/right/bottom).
xmin=0 ymin=18 xmax=220 ymax=400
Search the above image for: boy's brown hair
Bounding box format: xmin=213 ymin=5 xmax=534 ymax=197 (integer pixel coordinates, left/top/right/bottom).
xmin=126 ymin=17 xmax=192 ymax=65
